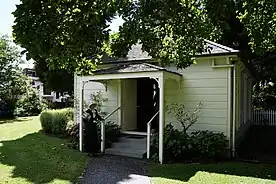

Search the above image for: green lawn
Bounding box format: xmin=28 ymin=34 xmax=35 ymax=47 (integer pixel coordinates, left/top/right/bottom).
xmin=0 ymin=116 xmax=87 ymax=184
xmin=149 ymin=162 xmax=276 ymax=184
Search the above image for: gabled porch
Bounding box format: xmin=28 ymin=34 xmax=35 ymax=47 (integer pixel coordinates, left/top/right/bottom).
xmin=77 ymin=63 xmax=182 ymax=164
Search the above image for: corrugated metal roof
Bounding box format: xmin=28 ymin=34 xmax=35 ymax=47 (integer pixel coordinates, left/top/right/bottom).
xmin=200 ymin=39 xmax=239 ymax=56
xmin=93 ymin=63 xmax=181 ymax=76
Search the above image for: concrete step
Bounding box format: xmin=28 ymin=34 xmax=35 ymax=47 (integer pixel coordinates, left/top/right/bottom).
xmin=105 ymin=136 xmax=147 ymax=158
xmin=110 ymin=141 xmax=147 ymax=149
xmin=105 ymin=147 xmax=146 ymax=158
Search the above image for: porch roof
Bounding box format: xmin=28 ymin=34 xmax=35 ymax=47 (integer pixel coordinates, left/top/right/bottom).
xmin=92 ymin=63 xmax=181 ymax=76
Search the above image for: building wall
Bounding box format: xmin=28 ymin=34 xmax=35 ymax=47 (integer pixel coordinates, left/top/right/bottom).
xmin=74 ymin=74 xmax=120 ymax=125
xmin=74 ymin=57 xmax=246 ymax=140
xmin=235 ymin=61 xmax=253 ymax=145
xmin=164 ymin=57 xmax=230 ymax=137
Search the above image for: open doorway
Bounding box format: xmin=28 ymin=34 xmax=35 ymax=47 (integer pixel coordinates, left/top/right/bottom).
xmin=121 ymin=78 xmax=159 ymax=133
xmin=137 ymin=78 xmax=159 ymax=132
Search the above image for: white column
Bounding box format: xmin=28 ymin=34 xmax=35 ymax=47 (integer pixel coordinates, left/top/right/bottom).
xmin=79 ymin=81 xmax=84 ymax=152
xmin=159 ymin=74 xmax=164 ymax=164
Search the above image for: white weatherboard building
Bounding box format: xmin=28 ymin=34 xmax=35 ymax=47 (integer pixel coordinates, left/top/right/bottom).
xmin=23 ymin=68 xmax=66 ymax=102
xmin=74 ymin=40 xmax=254 ymax=164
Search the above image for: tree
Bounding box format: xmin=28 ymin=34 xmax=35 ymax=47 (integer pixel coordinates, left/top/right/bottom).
xmin=111 ymin=0 xmax=222 ymax=68
xmin=34 ymin=60 xmax=74 ymax=95
xmin=12 ymin=0 xmax=131 ymax=74
xmin=0 ymin=35 xmax=29 ymax=117
xmin=12 ymin=0 xmax=276 ymax=76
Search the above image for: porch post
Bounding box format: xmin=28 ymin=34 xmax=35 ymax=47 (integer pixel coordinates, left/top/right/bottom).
xmin=159 ymin=74 xmax=164 ymax=164
xmin=79 ymin=81 xmax=84 ymax=152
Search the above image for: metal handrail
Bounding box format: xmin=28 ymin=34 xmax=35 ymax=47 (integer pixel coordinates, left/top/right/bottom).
xmin=147 ymin=110 xmax=160 ymax=159
xmin=103 ymin=106 xmax=121 ymax=120
xmin=101 ymin=106 xmax=121 ymax=153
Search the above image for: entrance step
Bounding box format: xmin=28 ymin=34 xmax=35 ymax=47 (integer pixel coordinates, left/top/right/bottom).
xmin=105 ymin=135 xmax=147 ymax=158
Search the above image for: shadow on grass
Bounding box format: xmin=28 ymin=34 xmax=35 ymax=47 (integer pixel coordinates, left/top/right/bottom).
xmin=0 ymin=117 xmax=31 ymax=125
xmin=0 ymin=132 xmax=86 ymax=183
xmin=149 ymin=161 xmax=276 ymax=182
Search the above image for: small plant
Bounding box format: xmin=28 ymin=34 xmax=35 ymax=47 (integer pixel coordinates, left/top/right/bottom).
xmin=89 ymin=91 xmax=108 ymax=116
xmin=165 ymin=102 xmax=203 ymax=133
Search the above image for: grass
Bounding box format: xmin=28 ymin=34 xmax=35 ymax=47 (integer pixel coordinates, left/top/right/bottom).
xmin=0 ymin=116 xmax=87 ymax=184
xmin=149 ymin=162 xmax=276 ymax=184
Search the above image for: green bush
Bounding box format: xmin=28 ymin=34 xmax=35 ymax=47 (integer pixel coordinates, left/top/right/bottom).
xmin=105 ymin=121 xmax=120 ymax=148
xmin=40 ymin=108 xmax=73 ymax=135
xmin=150 ymin=124 xmax=228 ymax=163
xmin=39 ymin=111 xmax=53 ymax=133
xmin=14 ymin=89 xmax=48 ymax=117
xmin=190 ymin=131 xmax=228 ymax=158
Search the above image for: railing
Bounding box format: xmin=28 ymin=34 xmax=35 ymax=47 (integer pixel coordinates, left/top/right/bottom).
xmin=101 ymin=106 xmax=121 ymax=153
xmin=147 ymin=110 xmax=160 ymax=159
xmin=253 ymin=110 xmax=276 ymax=126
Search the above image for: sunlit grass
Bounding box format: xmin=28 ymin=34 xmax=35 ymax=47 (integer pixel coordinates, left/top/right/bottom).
xmin=0 ymin=116 xmax=87 ymax=184
xmin=150 ymin=162 xmax=276 ymax=184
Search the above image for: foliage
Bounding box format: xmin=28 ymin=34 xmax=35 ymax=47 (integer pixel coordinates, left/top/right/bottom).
xmin=105 ymin=121 xmax=121 ymax=148
xmin=0 ymin=35 xmax=29 ymax=118
xmin=111 ymin=0 xmax=221 ymax=69
xmin=190 ymin=131 xmax=228 ymax=158
xmin=40 ymin=108 xmax=73 ymax=135
xmin=12 ymin=0 xmax=131 ymax=74
xmin=165 ymin=102 xmax=204 ymax=133
xmin=151 ymin=123 xmax=191 ymax=162
xmin=238 ymin=0 xmax=276 ymax=56
xmin=12 ymin=0 xmax=276 ymax=83
xmin=151 ymin=124 xmax=228 ymax=163
xmin=14 ymin=88 xmax=48 ymax=117
xmin=252 ymin=81 xmax=276 ymax=110
xmin=34 ymin=61 xmax=74 ymax=95
xmin=89 ymin=91 xmax=108 ymax=115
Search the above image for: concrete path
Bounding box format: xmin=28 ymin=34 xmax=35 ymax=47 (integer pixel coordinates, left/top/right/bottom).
xmin=80 ymin=155 xmax=151 ymax=184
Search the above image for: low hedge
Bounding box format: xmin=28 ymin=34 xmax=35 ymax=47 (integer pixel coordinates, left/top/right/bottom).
xmin=40 ymin=108 xmax=73 ymax=135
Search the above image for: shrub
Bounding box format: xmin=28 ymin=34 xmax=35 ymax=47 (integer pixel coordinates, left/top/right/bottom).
xmin=40 ymin=108 xmax=73 ymax=135
xmin=14 ymin=89 xmax=48 ymax=117
xmin=40 ymin=111 xmax=53 ymax=133
xmin=190 ymin=131 xmax=228 ymax=158
xmin=105 ymin=121 xmax=120 ymax=148
xmin=150 ymin=124 xmax=228 ymax=163
xmin=151 ymin=124 xmax=191 ymax=162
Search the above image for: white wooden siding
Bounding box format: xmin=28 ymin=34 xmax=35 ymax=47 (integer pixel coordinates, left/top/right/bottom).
xmin=164 ymin=58 xmax=229 ymax=135
xmin=74 ymin=76 xmax=119 ymax=124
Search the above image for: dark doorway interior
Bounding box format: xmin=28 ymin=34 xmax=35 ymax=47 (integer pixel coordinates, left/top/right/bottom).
xmin=136 ymin=78 xmax=159 ymax=132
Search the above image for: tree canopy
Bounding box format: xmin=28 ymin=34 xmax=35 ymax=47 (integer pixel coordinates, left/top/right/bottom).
xmin=12 ymin=0 xmax=276 ymax=77
xmin=0 ymin=35 xmax=30 ymax=117
xmin=34 ymin=61 xmax=74 ymax=94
